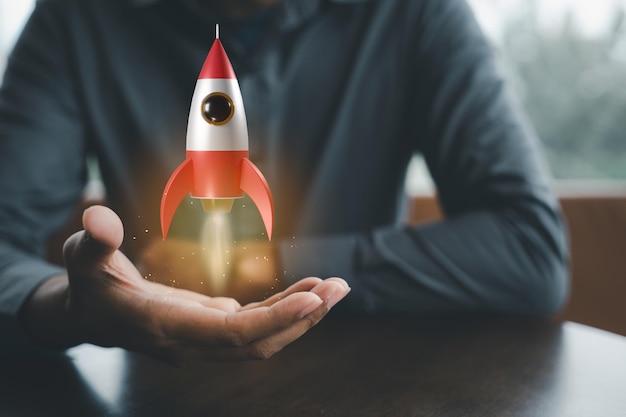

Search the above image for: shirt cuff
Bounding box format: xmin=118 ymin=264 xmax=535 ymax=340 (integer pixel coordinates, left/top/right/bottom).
xmin=278 ymin=234 xmax=365 ymax=312
xmin=0 ymin=259 xmax=66 ymax=353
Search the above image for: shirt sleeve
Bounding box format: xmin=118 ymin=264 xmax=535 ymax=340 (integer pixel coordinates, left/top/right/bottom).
xmin=0 ymin=1 xmax=85 ymax=349
xmin=280 ymin=0 xmax=569 ymax=315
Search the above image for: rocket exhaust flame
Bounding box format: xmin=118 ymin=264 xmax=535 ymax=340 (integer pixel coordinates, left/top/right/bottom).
xmin=201 ymin=199 xmax=234 ymax=214
xmin=200 ymin=213 xmax=233 ymax=295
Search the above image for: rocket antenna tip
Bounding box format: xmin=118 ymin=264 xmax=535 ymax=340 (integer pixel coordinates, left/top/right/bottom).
xmin=215 ymin=23 xmax=220 ymax=39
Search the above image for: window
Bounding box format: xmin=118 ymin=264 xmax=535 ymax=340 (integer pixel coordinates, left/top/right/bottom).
xmin=408 ymin=0 xmax=626 ymax=195
xmin=0 ymin=0 xmax=34 ymax=75
xmin=468 ymin=0 xmax=626 ymax=180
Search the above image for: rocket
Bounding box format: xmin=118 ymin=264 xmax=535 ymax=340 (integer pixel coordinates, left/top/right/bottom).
xmin=160 ymin=26 xmax=274 ymax=240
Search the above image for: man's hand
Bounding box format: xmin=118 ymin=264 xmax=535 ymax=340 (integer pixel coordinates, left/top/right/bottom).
xmin=20 ymin=205 xmax=350 ymax=365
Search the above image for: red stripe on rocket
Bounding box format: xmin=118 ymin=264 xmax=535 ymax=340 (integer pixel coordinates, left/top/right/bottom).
xmin=160 ymin=34 xmax=274 ymax=240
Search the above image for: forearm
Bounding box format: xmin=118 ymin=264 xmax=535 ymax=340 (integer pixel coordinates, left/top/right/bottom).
xmin=18 ymin=274 xmax=82 ymax=349
xmin=0 ymin=241 xmax=75 ymax=350
xmin=280 ymin=205 xmax=568 ymax=315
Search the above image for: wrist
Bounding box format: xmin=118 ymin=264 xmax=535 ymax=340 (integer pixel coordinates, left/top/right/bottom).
xmin=19 ymin=275 xmax=82 ymax=349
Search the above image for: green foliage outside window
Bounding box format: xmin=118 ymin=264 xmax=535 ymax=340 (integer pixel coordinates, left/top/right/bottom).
xmin=492 ymin=4 xmax=626 ymax=179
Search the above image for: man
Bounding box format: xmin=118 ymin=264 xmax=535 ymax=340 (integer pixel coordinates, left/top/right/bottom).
xmin=0 ymin=0 xmax=568 ymax=361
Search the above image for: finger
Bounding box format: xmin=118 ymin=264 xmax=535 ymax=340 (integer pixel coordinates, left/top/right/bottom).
xmin=144 ymin=280 xmax=211 ymax=303
xmin=143 ymin=280 xmax=242 ymax=313
xmin=234 ymin=280 xmax=350 ymax=360
xmin=241 ymin=277 xmax=350 ymax=311
xmin=240 ymin=277 xmax=323 ymax=311
xmin=200 ymin=297 xmax=241 ymax=313
xmin=237 ymin=302 xmax=332 ymax=360
xmin=185 ymin=283 xmax=351 ymax=362
xmin=63 ymin=205 xmax=124 ymax=267
xmin=179 ymin=310 xmax=326 ymax=363
xmin=309 ymin=277 xmax=350 ymax=306
xmin=82 ymin=205 xmax=124 ymax=251
xmin=160 ymin=291 xmax=324 ymax=347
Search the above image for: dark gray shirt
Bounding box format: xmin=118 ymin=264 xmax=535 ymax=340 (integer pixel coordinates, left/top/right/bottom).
xmin=0 ymin=0 xmax=569 ymax=345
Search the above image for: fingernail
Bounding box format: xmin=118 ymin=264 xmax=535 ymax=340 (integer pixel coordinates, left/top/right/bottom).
xmin=327 ymin=286 xmax=351 ymax=309
xmin=300 ymin=297 xmax=323 ymax=317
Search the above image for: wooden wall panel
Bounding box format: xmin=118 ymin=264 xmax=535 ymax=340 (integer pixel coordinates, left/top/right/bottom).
xmin=557 ymin=197 xmax=626 ymax=336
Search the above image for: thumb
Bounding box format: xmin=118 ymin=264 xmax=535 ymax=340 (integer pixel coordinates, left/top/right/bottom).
xmin=63 ymin=205 xmax=124 ymax=269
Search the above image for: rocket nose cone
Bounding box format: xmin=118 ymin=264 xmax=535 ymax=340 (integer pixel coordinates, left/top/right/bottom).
xmin=198 ymin=39 xmax=236 ymax=80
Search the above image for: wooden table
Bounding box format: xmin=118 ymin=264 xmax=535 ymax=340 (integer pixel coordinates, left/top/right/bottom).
xmin=1 ymin=317 xmax=625 ymax=416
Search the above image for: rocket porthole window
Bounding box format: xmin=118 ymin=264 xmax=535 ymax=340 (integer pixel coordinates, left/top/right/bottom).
xmin=202 ymin=92 xmax=235 ymax=125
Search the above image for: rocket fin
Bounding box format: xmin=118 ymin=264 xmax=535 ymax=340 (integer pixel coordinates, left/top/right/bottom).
xmin=240 ymin=158 xmax=274 ymax=240
xmin=160 ymin=158 xmax=194 ymax=240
